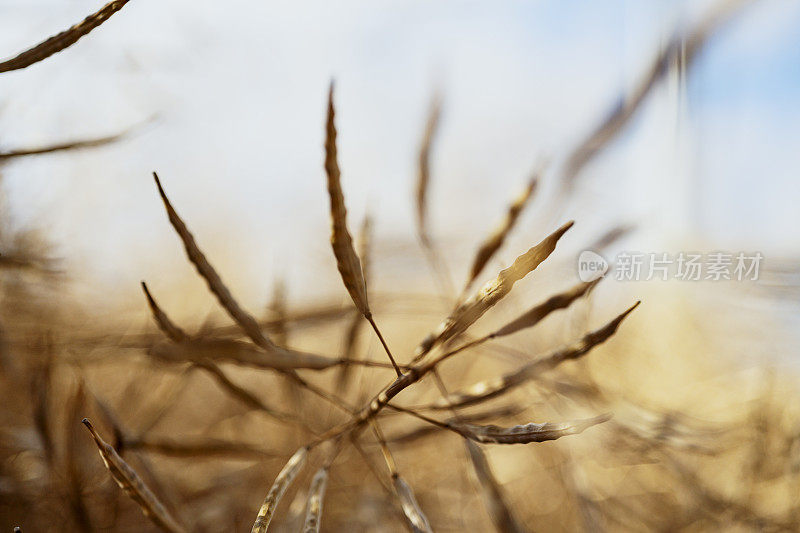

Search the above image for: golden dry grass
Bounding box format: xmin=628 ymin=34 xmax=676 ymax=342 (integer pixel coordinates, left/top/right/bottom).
xmin=2 ymin=1 xmax=798 ymax=531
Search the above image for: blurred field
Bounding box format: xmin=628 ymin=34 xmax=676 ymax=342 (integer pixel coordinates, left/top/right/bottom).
xmin=2 ymin=198 xmax=799 ymax=531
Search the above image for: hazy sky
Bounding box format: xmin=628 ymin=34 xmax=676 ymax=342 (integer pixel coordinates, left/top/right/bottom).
xmin=0 ymin=0 xmax=798 ymax=308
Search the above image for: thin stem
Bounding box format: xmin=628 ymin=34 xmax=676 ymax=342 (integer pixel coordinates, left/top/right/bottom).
xmin=288 ymin=373 xmax=355 ymax=415
xmin=370 ymin=420 xmax=397 ymax=476
xmin=350 ymin=435 xmax=393 ymax=495
xmin=195 ymin=361 xmax=312 ymax=431
xmin=365 ymin=315 xmax=401 ymax=377
xmin=386 ymin=404 xmax=454 ymax=433
xmin=323 ymin=436 xmax=348 ymax=469
xmin=337 ymin=358 xmax=410 ymax=371
xmin=308 ymin=326 xmax=495 ymax=449
xmin=430 ymin=369 xmax=464 ymax=424
xmin=422 ymin=334 xmax=493 ymax=371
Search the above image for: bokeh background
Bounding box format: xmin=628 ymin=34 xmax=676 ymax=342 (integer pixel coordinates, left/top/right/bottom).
xmin=2 ymin=0 xmax=799 ymax=301
xmin=2 ymin=0 xmax=800 ymax=531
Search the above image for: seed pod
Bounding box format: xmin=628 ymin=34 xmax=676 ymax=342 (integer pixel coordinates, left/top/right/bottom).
xmin=415 ymin=221 xmax=574 ymax=360
xmin=0 ymin=0 xmax=131 ymax=73
xmin=252 ymin=447 xmax=308 ymax=532
xmin=434 ymin=301 xmax=640 ymax=409
xmin=491 ymin=278 xmax=600 ymax=338
xmin=455 ymin=414 xmax=612 ymax=444
xmin=324 ymin=83 xmax=370 ymax=318
xmin=153 ymin=172 xmax=276 ymax=351
xmin=393 ymin=475 xmax=433 ymax=533
xmin=465 ymin=441 xmax=524 ymax=533
xmin=302 ymin=467 xmax=329 ymax=533
xmin=415 ymin=95 xmax=441 ymax=245
xmin=82 ymin=419 xmax=186 ymax=533
xmin=148 ymin=338 xmax=338 ymax=371
xmin=141 ymin=282 xmax=189 ymax=343
xmin=465 ymin=170 xmax=540 ymax=289
xmin=337 ymin=214 xmax=373 ymax=391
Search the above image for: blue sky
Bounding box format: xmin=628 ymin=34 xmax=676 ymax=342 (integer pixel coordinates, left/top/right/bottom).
xmin=0 ymin=0 xmax=797 ymax=307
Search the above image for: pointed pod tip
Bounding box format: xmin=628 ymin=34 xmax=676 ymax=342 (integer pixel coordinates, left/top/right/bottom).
xmin=616 ymin=301 xmax=641 ymax=323
xmin=152 ymin=171 xmax=168 ymax=201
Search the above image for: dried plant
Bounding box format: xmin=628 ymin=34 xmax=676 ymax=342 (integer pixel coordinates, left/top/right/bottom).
xmin=301 ymin=467 xmax=329 ymax=533
xmin=3 ymin=2 xmax=794 ymax=532
xmin=252 ymin=447 xmax=308 ymax=533
xmin=0 ymin=0 xmax=131 ymax=73
xmin=325 ymin=85 xmax=401 ymax=376
xmin=464 ymin=166 xmax=541 ymax=292
xmin=82 ymin=419 xmax=186 ymax=533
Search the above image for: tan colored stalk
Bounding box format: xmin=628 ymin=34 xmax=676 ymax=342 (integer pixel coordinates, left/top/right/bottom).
xmin=432 ymin=301 xmax=640 ymax=409
xmin=82 ymin=419 xmax=186 ymax=533
xmin=465 ymin=441 xmax=525 ymax=533
xmin=325 ymin=84 xmax=401 ymax=376
xmin=337 ymin=213 xmax=373 ymax=391
xmin=414 ymin=220 xmax=574 ymax=361
xmin=393 ymin=474 xmax=433 ymax=533
xmin=301 ymin=467 xmax=329 ymax=533
xmin=464 ymin=168 xmax=541 ymax=291
xmin=0 ymin=0 xmax=132 ymax=73
xmin=153 ymin=172 xmax=354 ymax=413
xmin=252 ymin=447 xmax=308 ymax=532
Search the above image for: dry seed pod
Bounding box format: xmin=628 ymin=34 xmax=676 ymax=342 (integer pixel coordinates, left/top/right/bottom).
xmin=252 ymin=447 xmax=308 ymax=532
xmin=0 ymin=129 xmax=129 ymax=161
xmin=393 ymin=474 xmax=433 ymax=533
xmin=465 ymin=441 xmax=524 ymax=533
xmin=302 ymin=467 xmax=329 ymax=533
xmin=434 ymin=301 xmax=640 ymax=409
xmin=561 ymin=0 xmax=750 ymax=189
xmin=415 ymin=220 xmax=574 ymax=360
xmin=153 ymin=172 xmax=276 ymax=350
xmin=82 ymin=419 xmax=186 ymax=533
xmin=140 ymin=284 xmax=300 ymax=424
xmin=387 ymin=406 xmax=523 ymax=445
xmin=465 ymin=171 xmax=540 ymax=289
xmin=195 ymin=360 xmax=298 ymax=424
xmin=123 ymin=437 xmax=274 ymax=459
xmin=325 ymin=86 xmax=400 ymax=375
xmin=415 ymin=95 xmax=441 ymax=245
xmin=337 ymin=213 xmax=373 ymax=391
xmin=141 ymin=282 xmax=188 ymax=343
xmin=0 ymin=0 xmax=131 ymax=73
xmin=491 ymin=278 xmax=600 ymax=338
xmin=148 ymin=338 xmax=338 ymax=371
xmin=455 ymin=414 xmax=612 ymax=444
xmin=324 ymin=84 xmax=370 ymax=318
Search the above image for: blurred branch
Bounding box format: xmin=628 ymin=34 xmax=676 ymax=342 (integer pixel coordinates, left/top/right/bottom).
xmin=561 ymin=0 xmax=757 ymax=189
xmin=0 ymin=0 xmax=132 ymax=74
xmin=0 ymin=118 xmax=155 ymax=163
